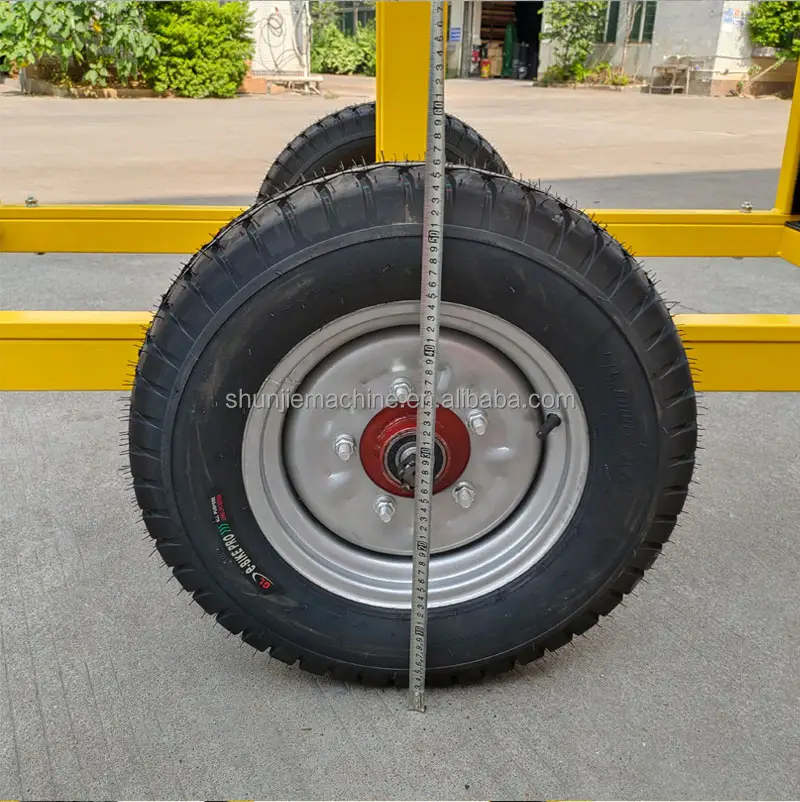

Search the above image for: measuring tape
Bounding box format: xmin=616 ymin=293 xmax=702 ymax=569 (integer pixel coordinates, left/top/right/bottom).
xmin=408 ymin=0 xmax=447 ymax=713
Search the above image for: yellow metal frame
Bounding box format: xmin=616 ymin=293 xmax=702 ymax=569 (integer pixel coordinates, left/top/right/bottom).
xmin=1 ymin=310 xmax=797 ymax=393
xmin=0 ymin=0 xmax=799 ymax=392
xmin=0 ymin=205 xmax=793 ymax=258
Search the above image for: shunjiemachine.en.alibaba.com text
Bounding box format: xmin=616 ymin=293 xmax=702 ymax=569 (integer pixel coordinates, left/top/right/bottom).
xmin=224 ymin=388 xmax=577 ymax=411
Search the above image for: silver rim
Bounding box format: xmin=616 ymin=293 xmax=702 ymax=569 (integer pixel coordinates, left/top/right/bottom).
xmin=241 ymin=302 xmax=590 ymax=609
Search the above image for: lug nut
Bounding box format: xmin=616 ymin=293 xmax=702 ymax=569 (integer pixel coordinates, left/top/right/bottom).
xmin=452 ymin=482 xmax=476 ymax=510
xmin=391 ymin=377 xmax=413 ymax=404
xmin=333 ymin=433 xmax=355 ymax=461
xmin=741 ymin=201 xmax=753 ymax=213
xmin=467 ymin=409 xmax=488 ymax=436
xmin=374 ymin=495 xmax=396 ymax=523
xmin=25 ymin=196 xmax=38 ymax=207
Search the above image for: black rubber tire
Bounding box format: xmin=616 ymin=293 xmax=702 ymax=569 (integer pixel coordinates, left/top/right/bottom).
xmin=257 ymin=101 xmax=511 ymax=200
xmin=129 ymin=163 xmax=697 ymax=686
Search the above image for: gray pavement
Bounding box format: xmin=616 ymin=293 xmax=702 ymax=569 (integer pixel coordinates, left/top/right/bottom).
xmin=0 ymin=78 xmax=799 ymax=801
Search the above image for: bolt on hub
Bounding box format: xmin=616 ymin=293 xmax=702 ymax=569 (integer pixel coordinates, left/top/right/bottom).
xmin=467 ymin=409 xmax=488 ymax=436
xmin=333 ymin=433 xmax=355 ymax=461
xmin=452 ymin=481 xmax=476 ymax=509
xmin=374 ymin=495 xmax=396 ymax=523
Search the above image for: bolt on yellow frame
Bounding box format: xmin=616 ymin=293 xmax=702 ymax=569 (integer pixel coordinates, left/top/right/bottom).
xmin=0 ymin=0 xmax=799 ymax=392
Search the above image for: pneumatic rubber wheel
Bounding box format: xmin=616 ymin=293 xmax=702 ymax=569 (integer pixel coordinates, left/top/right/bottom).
xmin=129 ymin=164 xmax=697 ymax=686
xmin=257 ymin=101 xmax=510 ymax=200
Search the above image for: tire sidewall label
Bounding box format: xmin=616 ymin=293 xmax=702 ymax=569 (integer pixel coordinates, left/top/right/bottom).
xmin=210 ymin=491 xmax=275 ymax=593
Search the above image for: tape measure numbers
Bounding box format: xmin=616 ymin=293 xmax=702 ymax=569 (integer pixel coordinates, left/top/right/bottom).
xmin=408 ymin=0 xmax=447 ymax=713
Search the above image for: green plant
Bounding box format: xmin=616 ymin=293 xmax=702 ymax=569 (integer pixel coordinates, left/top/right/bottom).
xmin=735 ymin=54 xmax=788 ymax=95
xmin=588 ymin=60 xmax=629 ymax=85
xmin=573 ymin=62 xmax=592 ymax=82
xmin=540 ymin=63 xmax=573 ymax=85
xmin=141 ymin=1 xmax=253 ymax=98
xmin=355 ymin=20 xmax=376 ymax=76
xmin=310 ymin=20 xmax=375 ymax=76
xmin=748 ymin=0 xmax=800 ymax=58
xmin=311 ymin=22 xmax=360 ymax=74
xmin=309 ymin=0 xmax=340 ymax=29
xmin=539 ymin=0 xmax=607 ymax=81
xmin=0 ymin=0 xmax=157 ymax=87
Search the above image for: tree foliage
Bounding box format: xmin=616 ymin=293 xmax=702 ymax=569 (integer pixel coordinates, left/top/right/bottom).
xmin=141 ymin=1 xmax=253 ymax=98
xmin=539 ymin=0 xmax=607 ymax=80
xmin=0 ymin=0 xmax=157 ymax=86
xmin=309 ymin=0 xmax=340 ymax=29
xmin=310 ymin=20 xmax=375 ymax=76
xmin=748 ymin=1 xmax=800 ymax=59
xmin=0 ymin=0 xmax=255 ymax=96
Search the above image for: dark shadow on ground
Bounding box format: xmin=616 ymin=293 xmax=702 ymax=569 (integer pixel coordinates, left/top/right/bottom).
xmin=68 ymin=168 xmax=781 ymax=211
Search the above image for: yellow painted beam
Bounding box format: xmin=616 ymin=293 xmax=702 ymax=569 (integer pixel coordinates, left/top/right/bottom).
xmin=676 ymin=314 xmax=800 ymax=392
xmin=0 ymin=205 xmax=791 ymax=258
xmin=1 ymin=311 xmax=799 ymax=392
xmin=774 ymin=62 xmax=800 ymax=215
xmin=0 ymin=204 xmax=244 ymax=255
xmin=376 ymin=1 xmax=446 ymax=161
xmin=0 ymin=311 xmax=151 ymax=391
xmin=778 ymin=222 xmax=800 ymax=267
xmin=596 ymin=209 xmax=789 ymax=258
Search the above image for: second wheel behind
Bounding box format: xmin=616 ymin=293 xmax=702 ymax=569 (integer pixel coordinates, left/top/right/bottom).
xmin=257 ymin=101 xmax=511 ymax=201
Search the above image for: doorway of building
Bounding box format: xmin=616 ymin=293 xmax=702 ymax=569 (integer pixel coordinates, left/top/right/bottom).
xmin=479 ymin=1 xmax=543 ymax=80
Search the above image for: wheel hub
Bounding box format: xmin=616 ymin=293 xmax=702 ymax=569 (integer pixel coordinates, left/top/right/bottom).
xmin=281 ymin=326 xmax=543 ymax=558
xmin=242 ymin=302 xmax=589 ymax=607
xmin=359 ymin=403 xmax=470 ymax=497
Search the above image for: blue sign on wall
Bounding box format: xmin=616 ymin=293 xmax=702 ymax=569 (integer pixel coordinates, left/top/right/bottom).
xmin=450 ymin=26 xmax=461 ymax=42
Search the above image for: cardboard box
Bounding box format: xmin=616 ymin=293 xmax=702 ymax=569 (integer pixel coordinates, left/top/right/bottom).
xmin=486 ymin=41 xmax=503 ymax=77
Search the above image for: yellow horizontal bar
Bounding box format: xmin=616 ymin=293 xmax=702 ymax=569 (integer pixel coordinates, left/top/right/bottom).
xmin=0 ymin=204 xmax=244 ymax=255
xmin=778 ymin=222 xmax=800 ymax=267
xmin=1 ymin=311 xmax=798 ymax=392
xmin=676 ymin=314 xmax=800 ymax=392
xmin=0 ymin=311 xmax=151 ymax=391
xmin=0 ymin=205 xmax=792 ymax=258
xmin=596 ymin=209 xmax=789 ymax=258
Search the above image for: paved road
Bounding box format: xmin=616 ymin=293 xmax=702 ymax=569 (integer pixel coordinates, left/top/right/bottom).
xmin=0 ymin=78 xmax=798 ymax=801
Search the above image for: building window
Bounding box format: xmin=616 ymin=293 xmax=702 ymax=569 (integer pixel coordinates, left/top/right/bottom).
xmin=628 ymin=1 xmax=657 ymax=43
xmin=600 ymin=0 xmax=656 ymax=44
xmin=601 ymin=1 xmax=620 ymax=44
xmin=337 ymin=1 xmax=376 ymax=36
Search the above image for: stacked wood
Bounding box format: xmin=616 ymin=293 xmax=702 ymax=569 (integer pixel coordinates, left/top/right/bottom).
xmin=480 ymin=1 xmax=515 ymax=42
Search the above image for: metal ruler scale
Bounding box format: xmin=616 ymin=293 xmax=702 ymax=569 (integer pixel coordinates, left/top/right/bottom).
xmin=408 ymin=0 xmax=447 ymax=714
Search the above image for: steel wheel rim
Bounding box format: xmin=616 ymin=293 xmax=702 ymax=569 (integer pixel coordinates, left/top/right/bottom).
xmin=241 ymin=302 xmax=590 ymax=609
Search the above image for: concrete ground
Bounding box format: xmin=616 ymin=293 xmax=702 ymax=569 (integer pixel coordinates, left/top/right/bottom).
xmin=0 ymin=76 xmax=798 ymax=801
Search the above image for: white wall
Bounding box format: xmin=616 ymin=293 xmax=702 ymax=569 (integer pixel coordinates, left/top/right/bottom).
xmin=249 ymin=0 xmax=310 ymax=76
xmin=647 ymin=0 xmax=724 ymax=74
xmin=713 ymin=0 xmax=755 ymax=77
xmin=538 ymin=0 xmax=753 ymax=82
xmin=448 ymin=0 xmax=466 ymax=76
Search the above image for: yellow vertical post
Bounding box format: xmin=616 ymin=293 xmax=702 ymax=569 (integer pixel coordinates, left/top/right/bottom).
xmin=774 ymin=62 xmax=800 ymax=215
xmin=375 ymin=1 xmax=447 ymax=161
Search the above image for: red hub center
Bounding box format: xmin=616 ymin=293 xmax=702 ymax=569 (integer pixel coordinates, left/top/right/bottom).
xmin=359 ymin=403 xmax=471 ymax=498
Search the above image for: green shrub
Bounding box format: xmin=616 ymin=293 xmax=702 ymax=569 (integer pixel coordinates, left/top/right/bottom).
xmin=310 ymin=20 xmax=376 ymax=76
xmin=587 ymin=61 xmax=630 ymax=85
xmin=311 ymin=23 xmax=360 ymax=74
xmin=748 ymin=1 xmax=800 ymax=58
xmin=355 ymin=21 xmax=376 ymax=77
xmin=0 ymin=0 xmax=157 ymax=87
xmin=540 ymin=63 xmax=574 ymax=85
xmin=142 ymin=0 xmax=254 ymax=98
